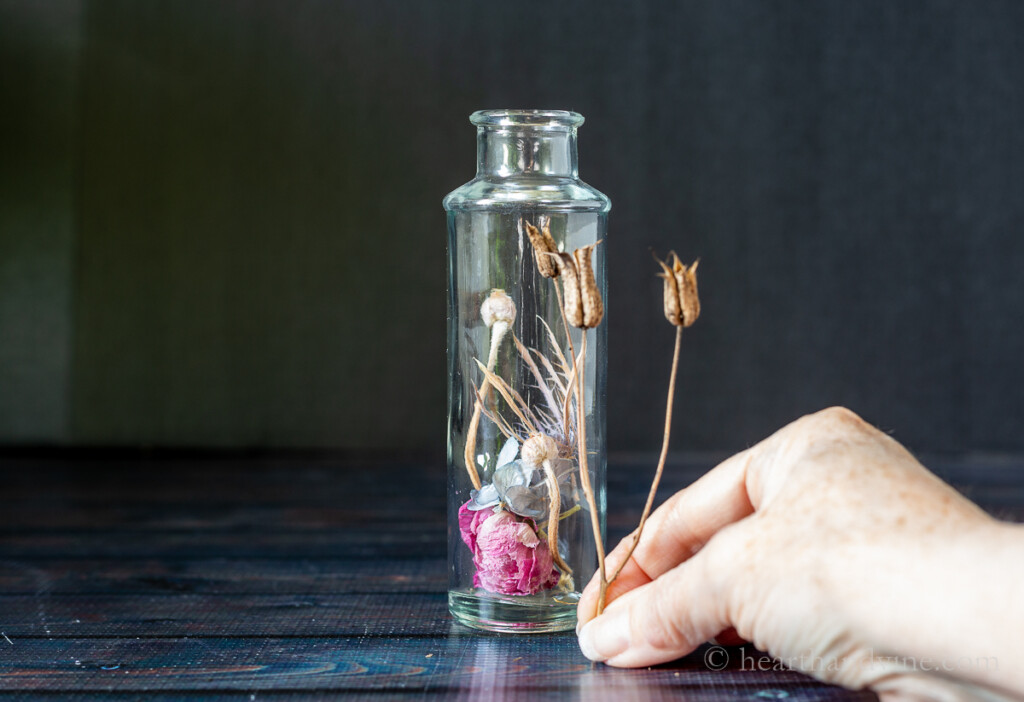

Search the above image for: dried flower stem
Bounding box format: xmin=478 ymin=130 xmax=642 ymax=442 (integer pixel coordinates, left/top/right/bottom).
xmin=601 ymin=254 xmax=699 ymax=612
xmin=608 ymin=325 xmax=682 ymax=587
xmin=561 ymin=351 xmax=581 ymax=445
xmin=574 ymin=332 xmax=608 ymax=614
xmin=552 ymin=282 xmax=578 ymax=378
xmin=463 ymin=320 xmax=510 ymax=490
xmin=541 ymin=458 xmax=572 ymax=576
xmin=552 ymin=282 xmax=579 ymax=440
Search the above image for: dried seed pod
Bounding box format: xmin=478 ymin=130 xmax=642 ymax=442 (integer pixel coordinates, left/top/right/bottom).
xmin=554 ymin=253 xmax=584 ymax=328
xmin=675 ymin=258 xmax=700 ymax=327
xmin=656 ymin=253 xmax=700 ymax=327
xmin=524 ymin=221 xmax=559 ymax=278
xmin=574 ymin=244 xmax=603 ymax=328
xmin=480 ymin=289 xmax=517 ymax=328
xmin=521 ymin=433 xmax=559 ymax=468
xmin=656 ymin=256 xmax=681 ymax=325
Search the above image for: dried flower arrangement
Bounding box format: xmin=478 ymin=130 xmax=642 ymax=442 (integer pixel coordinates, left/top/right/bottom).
xmin=457 ymin=218 xmax=700 ymax=618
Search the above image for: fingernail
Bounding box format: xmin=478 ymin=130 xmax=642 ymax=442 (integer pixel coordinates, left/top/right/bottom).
xmin=575 ymin=620 xmax=582 ymax=636
xmin=577 ymin=613 xmax=629 ymax=663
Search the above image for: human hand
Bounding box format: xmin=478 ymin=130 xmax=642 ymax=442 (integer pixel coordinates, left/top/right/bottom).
xmin=577 ymin=407 xmax=1022 ymax=700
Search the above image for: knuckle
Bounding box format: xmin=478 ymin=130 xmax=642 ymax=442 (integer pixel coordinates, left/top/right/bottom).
xmin=805 ymin=406 xmax=867 ymax=434
xmin=814 ymin=405 xmax=864 ymax=425
xmin=778 ymin=406 xmax=875 ymax=466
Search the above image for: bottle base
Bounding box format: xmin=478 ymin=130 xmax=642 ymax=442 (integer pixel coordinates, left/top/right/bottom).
xmin=448 ymin=589 xmax=579 ymax=633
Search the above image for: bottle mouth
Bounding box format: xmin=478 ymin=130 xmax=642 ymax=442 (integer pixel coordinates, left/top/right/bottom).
xmin=470 ymin=109 xmax=584 ymax=130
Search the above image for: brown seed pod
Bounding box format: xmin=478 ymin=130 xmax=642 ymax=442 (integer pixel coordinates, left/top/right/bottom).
xmin=554 ymin=252 xmax=584 ymax=328
xmin=575 ymin=244 xmax=603 ymax=329
xmin=656 ymin=252 xmax=700 ymax=327
xmin=524 ymin=221 xmax=559 ymax=279
xmin=675 ymin=257 xmax=700 ymax=327
xmin=656 ymin=256 xmax=681 ymax=326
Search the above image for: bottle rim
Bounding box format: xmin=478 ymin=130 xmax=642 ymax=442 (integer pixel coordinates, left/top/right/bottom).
xmin=470 ymin=109 xmax=584 ymax=130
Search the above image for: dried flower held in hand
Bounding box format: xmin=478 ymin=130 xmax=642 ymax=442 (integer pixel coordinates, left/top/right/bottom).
xmin=599 ymin=250 xmax=703 ymax=616
xmin=524 ymin=222 xmax=560 ymax=279
xmin=656 ymin=253 xmax=700 ymax=328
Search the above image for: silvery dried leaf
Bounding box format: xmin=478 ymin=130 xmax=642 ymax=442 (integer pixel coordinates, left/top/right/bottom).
xmin=467 ymin=483 xmax=500 ymax=511
xmin=496 ymin=436 xmax=519 ymax=470
xmin=492 ymin=460 xmax=534 ymax=495
xmin=504 ymin=485 xmax=547 ymax=521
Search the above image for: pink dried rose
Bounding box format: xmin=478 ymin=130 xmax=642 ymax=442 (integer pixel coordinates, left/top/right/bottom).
xmin=458 ymin=501 xmax=559 ymax=596
xmin=458 ymin=501 xmax=492 ymax=554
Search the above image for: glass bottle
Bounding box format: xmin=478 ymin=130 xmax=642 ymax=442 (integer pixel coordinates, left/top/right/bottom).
xmin=443 ymin=110 xmax=611 ymax=632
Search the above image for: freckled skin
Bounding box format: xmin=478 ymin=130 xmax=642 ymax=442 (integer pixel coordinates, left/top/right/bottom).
xmin=576 ymin=408 xmax=1024 ymax=702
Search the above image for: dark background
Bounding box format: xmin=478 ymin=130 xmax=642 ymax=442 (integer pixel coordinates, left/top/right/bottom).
xmin=2 ymin=0 xmax=1022 ymax=457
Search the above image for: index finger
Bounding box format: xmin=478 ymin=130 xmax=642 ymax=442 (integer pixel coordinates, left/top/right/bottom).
xmin=577 ymin=447 xmax=759 ymax=629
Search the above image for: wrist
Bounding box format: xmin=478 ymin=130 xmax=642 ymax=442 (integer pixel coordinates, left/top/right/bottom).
xmin=847 ymin=516 xmax=1024 ymax=696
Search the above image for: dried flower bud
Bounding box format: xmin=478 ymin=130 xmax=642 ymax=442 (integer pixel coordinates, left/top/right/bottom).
xmin=480 ymin=289 xmax=516 ymax=328
xmin=524 ymin=221 xmax=559 ymax=279
xmin=575 ymin=244 xmax=603 ymax=328
xmin=521 ymin=433 xmax=558 ymax=468
xmin=656 ymin=253 xmax=700 ymax=327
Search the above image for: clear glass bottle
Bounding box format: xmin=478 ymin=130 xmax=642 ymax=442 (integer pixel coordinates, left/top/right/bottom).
xmin=444 ymin=110 xmax=610 ymax=633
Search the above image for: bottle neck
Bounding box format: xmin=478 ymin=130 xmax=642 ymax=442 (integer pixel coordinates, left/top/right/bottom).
xmin=476 ymin=127 xmax=578 ymax=178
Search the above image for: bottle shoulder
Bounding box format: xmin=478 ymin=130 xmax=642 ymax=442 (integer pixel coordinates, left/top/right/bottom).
xmin=443 ymin=175 xmax=611 ymax=213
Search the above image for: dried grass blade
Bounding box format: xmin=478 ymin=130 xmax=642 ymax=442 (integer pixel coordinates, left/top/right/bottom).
xmin=474 ymin=360 xmax=539 ymax=435
xmin=480 ymin=404 xmax=516 ymax=441
xmin=472 ymin=380 xmax=516 ymax=441
xmin=539 ymin=317 xmax=571 ymax=377
xmin=534 ymin=407 xmax=558 ymax=429
xmin=561 ymin=346 xmax=584 ymax=438
xmin=533 ymin=350 xmax=568 ymax=398
xmin=514 ymin=334 xmax=563 ymax=426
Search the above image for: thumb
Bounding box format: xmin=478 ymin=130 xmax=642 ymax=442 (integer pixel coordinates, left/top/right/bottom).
xmin=577 ymin=526 xmax=740 ymax=668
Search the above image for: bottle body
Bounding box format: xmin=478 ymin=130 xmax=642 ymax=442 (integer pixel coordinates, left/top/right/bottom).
xmin=444 ymin=111 xmax=609 ymax=633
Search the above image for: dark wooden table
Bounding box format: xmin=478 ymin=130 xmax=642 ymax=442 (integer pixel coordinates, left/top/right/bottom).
xmin=1 ymin=452 xmax=1020 ymax=700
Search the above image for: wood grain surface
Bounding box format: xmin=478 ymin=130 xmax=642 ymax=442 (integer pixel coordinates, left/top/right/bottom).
xmin=0 ymin=452 xmax=1019 ymax=699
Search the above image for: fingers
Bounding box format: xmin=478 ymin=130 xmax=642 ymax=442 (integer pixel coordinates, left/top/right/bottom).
xmin=577 ymin=447 xmax=758 ymax=628
xmin=576 ymin=406 xmax=872 ymax=630
xmin=578 ymin=526 xmax=741 ymax=667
